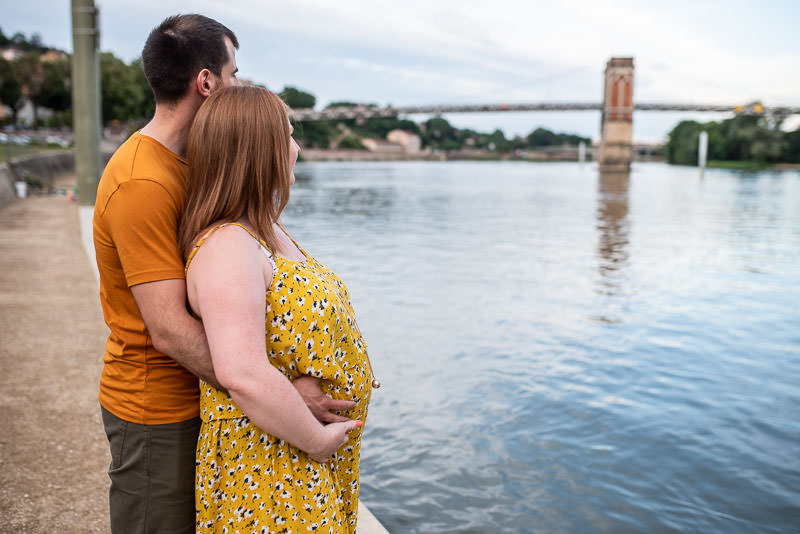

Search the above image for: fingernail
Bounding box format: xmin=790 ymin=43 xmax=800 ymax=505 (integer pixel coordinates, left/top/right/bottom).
xmin=355 ymin=420 xmax=363 ymax=428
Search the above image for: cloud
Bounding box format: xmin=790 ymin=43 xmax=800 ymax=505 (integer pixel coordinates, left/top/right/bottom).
xmin=4 ymin=0 xmax=798 ymax=139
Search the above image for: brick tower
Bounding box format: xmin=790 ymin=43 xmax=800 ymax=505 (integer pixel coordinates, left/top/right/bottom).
xmin=599 ymin=58 xmax=634 ymax=171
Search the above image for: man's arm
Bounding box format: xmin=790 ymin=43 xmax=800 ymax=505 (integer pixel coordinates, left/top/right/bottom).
xmin=131 ymin=280 xmax=356 ymax=419
xmin=131 ymin=279 xmax=222 ymax=389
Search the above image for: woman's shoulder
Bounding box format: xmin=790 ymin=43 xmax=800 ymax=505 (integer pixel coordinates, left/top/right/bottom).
xmin=186 ymin=221 xmax=267 ymax=270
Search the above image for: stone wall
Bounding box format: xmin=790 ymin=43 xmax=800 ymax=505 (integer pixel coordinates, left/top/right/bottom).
xmin=0 ymin=150 xmax=112 ymax=209
xmin=0 ymin=164 xmax=15 ymax=206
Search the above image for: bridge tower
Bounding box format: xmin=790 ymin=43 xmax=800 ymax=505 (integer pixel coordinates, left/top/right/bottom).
xmin=598 ymin=58 xmax=634 ymax=171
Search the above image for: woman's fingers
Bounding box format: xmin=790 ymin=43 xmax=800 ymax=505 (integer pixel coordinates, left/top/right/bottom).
xmin=310 ymin=420 xmax=363 ymax=463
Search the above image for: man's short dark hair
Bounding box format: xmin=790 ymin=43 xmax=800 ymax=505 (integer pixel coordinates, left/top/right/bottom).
xmin=141 ymin=14 xmax=239 ymax=104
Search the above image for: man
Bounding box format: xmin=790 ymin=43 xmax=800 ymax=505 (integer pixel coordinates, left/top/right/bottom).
xmin=93 ymin=15 xmax=354 ymax=533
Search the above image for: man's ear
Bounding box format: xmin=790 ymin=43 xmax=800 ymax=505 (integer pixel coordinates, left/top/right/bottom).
xmin=195 ymin=69 xmax=215 ymax=98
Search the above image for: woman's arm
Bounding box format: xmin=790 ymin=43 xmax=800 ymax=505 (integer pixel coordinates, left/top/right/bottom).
xmin=186 ymin=226 xmax=359 ymax=462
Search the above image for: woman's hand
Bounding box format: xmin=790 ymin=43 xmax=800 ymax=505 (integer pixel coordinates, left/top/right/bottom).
xmin=307 ymin=419 xmax=363 ymax=463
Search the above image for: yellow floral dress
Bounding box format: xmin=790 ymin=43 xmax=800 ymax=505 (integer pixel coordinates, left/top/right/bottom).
xmin=187 ymin=223 xmax=372 ymax=534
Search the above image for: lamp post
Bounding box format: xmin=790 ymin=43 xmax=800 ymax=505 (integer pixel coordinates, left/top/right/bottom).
xmin=70 ymin=0 xmax=102 ymax=206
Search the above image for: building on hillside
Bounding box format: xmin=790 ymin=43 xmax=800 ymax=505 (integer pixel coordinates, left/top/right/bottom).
xmin=40 ymin=49 xmax=69 ymax=63
xmin=0 ymin=47 xmax=67 ymax=62
xmin=361 ymin=138 xmax=406 ymax=154
xmin=387 ymin=129 xmax=421 ymax=153
xmin=1 ymin=47 xmax=24 ymax=61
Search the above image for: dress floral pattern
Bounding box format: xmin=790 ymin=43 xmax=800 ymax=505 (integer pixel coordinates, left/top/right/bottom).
xmin=188 ymin=223 xmax=372 ymax=533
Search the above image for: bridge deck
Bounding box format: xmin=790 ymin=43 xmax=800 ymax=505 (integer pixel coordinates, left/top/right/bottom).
xmin=289 ymin=103 xmax=800 ymax=121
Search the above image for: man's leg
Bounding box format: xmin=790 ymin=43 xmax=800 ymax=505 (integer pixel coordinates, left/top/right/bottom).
xmin=101 ymin=407 xmax=200 ymax=534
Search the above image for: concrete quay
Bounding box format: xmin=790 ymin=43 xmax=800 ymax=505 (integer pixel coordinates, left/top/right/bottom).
xmin=0 ymin=172 xmax=388 ymax=533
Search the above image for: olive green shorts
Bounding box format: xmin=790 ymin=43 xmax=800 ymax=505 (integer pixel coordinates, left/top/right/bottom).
xmin=101 ymin=406 xmax=201 ymax=534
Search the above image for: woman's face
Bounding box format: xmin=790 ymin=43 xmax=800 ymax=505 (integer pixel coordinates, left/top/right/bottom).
xmin=289 ymin=124 xmax=299 ymax=185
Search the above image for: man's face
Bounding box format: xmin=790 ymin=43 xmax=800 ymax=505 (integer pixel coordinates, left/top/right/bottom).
xmin=215 ymin=36 xmax=239 ymax=90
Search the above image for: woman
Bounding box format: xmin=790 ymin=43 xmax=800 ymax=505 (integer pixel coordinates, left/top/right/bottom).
xmin=180 ymin=86 xmax=378 ymax=533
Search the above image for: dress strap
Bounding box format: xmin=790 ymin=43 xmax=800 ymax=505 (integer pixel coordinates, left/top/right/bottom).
xmin=185 ymin=222 xmax=278 ymax=277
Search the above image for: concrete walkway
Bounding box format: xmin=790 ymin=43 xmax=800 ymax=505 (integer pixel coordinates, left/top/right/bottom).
xmin=0 ymin=181 xmax=110 ymax=533
xmin=0 ymin=176 xmax=388 ymax=533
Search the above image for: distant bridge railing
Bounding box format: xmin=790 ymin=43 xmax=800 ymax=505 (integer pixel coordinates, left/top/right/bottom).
xmin=289 ymin=103 xmax=800 ymax=122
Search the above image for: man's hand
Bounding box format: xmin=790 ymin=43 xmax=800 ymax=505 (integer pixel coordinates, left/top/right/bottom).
xmin=294 ymin=376 xmax=357 ymax=423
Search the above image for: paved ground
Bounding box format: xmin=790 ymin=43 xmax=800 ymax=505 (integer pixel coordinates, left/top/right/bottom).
xmin=0 ymin=178 xmax=110 ymax=533
xmin=0 ymin=175 xmax=388 ymax=534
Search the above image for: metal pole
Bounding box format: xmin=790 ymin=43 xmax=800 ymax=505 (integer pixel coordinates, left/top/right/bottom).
xmin=578 ymin=141 xmax=586 ymax=164
xmin=70 ymin=0 xmax=102 ymax=206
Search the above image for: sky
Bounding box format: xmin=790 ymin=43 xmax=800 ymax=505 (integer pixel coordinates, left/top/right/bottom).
xmin=4 ymin=0 xmax=799 ymax=141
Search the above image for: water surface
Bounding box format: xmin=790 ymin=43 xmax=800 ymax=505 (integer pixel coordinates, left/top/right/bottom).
xmin=284 ymin=161 xmax=800 ymax=533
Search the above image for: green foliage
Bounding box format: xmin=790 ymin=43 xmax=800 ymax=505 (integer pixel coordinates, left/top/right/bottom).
xmin=421 ymin=116 xmax=457 ymax=149
xmin=100 ymin=52 xmax=153 ymax=123
xmin=526 ymin=127 xmax=589 ymax=148
xmin=527 ymin=127 xmax=558 ymax=147
xmin=0 ymin=57 xmax=23 ymax=123
xmin=666 ymin=107 xmax=790 ymax=165
xmin=130 ymin=58 xmax=155 ymax=119
xmin=6 ymin=31 xmax=48 ymax=52
xmin=40 ymin=59 xmax=71 ymax=112
xmin=14 ymin=52 xmax=45 ymax=124
xmin=350 ymin=117 xmax=419 ymax=139
xmin=337 ymin=135 xmax=366 ymax=150
xmin=782 ymin=128 xmax=800 ymax=163
xmin=279 ymin=86 xmax=316 ymax=109
xmin=293 ymin=120 xmax=334 ymax=149
xmin=487 ymin=129 xmax=511 ymax=152
xmin=325 ymin=101 xmax=378 ymax=108
xmin=665 ymin=120 xmax=703 ymax=165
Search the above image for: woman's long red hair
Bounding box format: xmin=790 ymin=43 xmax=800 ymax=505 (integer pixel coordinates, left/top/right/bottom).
xmin=180 ymin=85 xmax=292 ymax=258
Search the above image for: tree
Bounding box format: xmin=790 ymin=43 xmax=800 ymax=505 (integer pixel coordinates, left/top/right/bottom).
xmin=782 ymin=128 xmax=800 ymax=164
xmin=100 ymin=52 xmax=149 ymax=123
xmin=337 ymin=135 xmax=365 ymax=150
xmin=15 ymin=52 xmax=44 ymax=127
xmin=9 ymin=31 xmax=46 ymax=52
xmin=487 ymin=129 xmax=511 ymax=152
xmin=665 ymin=120 xmax=703 ymax=165
xmin=665 ymin=104 xmax=790 ymax=165
xmin=293 ymin=120 xmax=334 ymax=149
xmin=325 ymin=101 xmax=375 ymax=108
xmin=279 ymin=86 xmax=315 ymax=109
xmin=527 ymin=127 xmax=558 ymax=147
xmin=40 ymin=59 xmax=71 ymax=114
xmin=421 ymin=116 xmax=457 ymax=149
xmin=718 ymin=110 xmax=785 ymax=163
xmin=130 ymin=58 xmax=155 ymax=119
xmin=350 ymin=117 xmax=419 ymax=139
xmin=0 ymin=57 xmax=23 ymax=125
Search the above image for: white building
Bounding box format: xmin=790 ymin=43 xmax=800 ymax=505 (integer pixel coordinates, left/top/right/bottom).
xmin=387 ymin=130 xmax=421 ymax=154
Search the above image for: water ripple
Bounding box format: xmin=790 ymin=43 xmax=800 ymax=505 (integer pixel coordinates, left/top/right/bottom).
xmin=287 ymin=162 xmax=800 ymax=533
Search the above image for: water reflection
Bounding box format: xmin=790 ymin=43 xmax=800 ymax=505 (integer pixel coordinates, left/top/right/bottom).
xmin=595 ymin=170 xmax=630 ymax=297
xmin=291 ymin=168 xmax=396 ymax=219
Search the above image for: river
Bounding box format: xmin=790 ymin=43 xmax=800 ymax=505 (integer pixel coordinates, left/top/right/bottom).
xmin=283 ymin=160 xmax=800 ymax=533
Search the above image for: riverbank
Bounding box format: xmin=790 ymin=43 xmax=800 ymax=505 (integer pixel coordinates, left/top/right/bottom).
xmin=299 ymin=146 xmax=598 ymax=162
xmin=707 ymin=160 xmax=800 ymax=171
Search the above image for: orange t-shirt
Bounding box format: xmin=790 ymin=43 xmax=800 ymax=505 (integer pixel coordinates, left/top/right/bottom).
xmin=94 ymin=132 xmax=198 ymax=424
